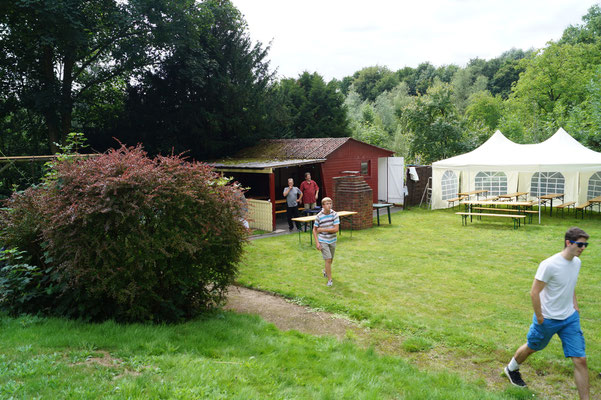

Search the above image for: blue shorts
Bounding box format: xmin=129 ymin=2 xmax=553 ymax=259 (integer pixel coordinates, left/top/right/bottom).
xmin=526 ymin=310 xmax=585 ymax=357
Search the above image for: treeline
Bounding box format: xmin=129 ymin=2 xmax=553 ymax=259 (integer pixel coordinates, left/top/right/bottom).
xmin=0 ymin=0 xmax=349 ymax=164
xmin=2 ymin=1 xmax=601 ymax=174
xmin=339 ymin=4 xmax=601 ymax=163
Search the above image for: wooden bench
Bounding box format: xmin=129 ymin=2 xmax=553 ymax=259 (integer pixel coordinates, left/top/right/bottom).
xmin=472 ymin=207 xmax=537 ymax=223
xmin=456 ymin=212 xmax=526 ymax=229
xmin=575 ymin=202 xmax=592 ymax=219
xmin=446 ymin=196 xmax=466 ymax=208
xmin=555 ymin=201 xmax=576 ymax=217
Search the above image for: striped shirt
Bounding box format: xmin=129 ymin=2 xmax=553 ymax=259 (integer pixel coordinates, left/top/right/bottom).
xmin=314 ymin=210 xmax=340 ymax=244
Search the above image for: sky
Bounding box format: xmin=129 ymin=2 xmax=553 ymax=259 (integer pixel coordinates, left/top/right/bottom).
xmin=231 ymin=0 xmax=598 ymax=81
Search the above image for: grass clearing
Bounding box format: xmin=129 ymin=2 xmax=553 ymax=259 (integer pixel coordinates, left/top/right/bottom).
xmin=239 ymin=207 xmax=601 ymax=398
xmin=0 ymin=312 xmax=527 ymax=399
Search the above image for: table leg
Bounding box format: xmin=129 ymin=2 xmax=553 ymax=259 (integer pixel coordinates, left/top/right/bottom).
xmin=387 ymin=206 xmax=391 ymax=224
xmin=376 ymin=208 xmax=380 ymax=226
xmin=550 ymin=199 xmax=553 ymax=216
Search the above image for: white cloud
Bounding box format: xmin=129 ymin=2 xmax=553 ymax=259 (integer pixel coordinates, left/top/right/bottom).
xmin=232 ymin=0 xmax=597 ymax=80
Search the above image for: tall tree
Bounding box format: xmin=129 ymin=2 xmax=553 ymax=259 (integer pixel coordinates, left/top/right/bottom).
xmin=400 ymin=81 xmax=465 ymax=163
xmin=0 ymin=0 xmax=163 ymax=153
xmin=102 ymin=0 xmax=276 ymax=159
xmin=274 ymin=72 xmax=350 ymax=139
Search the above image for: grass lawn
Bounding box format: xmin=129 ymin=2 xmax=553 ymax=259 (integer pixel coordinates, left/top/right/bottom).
xmin=0 ymin=312 xmax=529 ymax=399
xmin=239 ymin=207 xmax=601 ymax=398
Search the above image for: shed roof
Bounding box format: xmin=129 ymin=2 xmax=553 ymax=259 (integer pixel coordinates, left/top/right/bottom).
xmin=235 ymin=137 xmax=393 ymax=160
xmin=209 ymin=158 xmax=325 ymax=170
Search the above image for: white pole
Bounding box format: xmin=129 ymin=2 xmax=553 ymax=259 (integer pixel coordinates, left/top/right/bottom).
xmin=538 ymin=167 xmax=541 ymax=224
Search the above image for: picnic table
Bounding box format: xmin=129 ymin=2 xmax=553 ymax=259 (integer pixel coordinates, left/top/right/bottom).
xmin=460 ymin=200 xmax=535 ymax=227
xmin=458 ymin=190 xmax=488 ymax=200
xmin=292 ymin=211 xmax=358 ymax=244
xmin=498 ymin=192 xmax=528 ymax=201
xmin=373 ymin=203 xmax=393 ymax=225
xmin=539 ymin=193 xmax=564 ymax=216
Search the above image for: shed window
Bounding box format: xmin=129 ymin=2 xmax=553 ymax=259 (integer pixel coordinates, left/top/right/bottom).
xmin=441 ymin=170 xmax=458 ymax=200
xmin=530 ymin=172 xmax=564 ymax=197
xmin=361 ymin=161 xmax=370 ymax=175
xmin=475 ymin=171 xmax=507 ymax=196
xmin=587 ymin=171 xmax=601 ymax=199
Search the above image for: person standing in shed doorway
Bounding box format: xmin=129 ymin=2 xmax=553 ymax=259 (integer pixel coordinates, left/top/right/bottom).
xmin=283 ymin=178 xmax=302 ymax=231
xmin=300 ymin=172 xmax=319 ymax=211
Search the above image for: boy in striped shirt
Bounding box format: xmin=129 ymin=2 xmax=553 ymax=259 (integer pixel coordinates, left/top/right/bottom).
xmin=312 ymin=197 xmax=340 ymax=287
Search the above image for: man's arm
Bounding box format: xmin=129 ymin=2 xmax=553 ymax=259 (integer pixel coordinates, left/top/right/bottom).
xmin=530 ymin=279 xmax=546 ymax=324
xmin=317 ymin=222 xmax=339 ymax=234
xmin=297 ymin=188 xmax=303 ymax=202
xmin=312 ymin=223 xmax=321 ymax=249
xmin=573 ymin=292 xmax=580 ymax=312
xmin=283 ymin=187 xmax=291 ymax=196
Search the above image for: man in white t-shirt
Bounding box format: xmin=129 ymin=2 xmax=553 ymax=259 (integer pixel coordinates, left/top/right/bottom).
xmin=503 ymin=227 xmax=590 ymax=399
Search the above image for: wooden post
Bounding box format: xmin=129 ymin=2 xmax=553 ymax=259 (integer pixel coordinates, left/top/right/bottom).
xmin=269 ymin=172 xmax=276 ymax=231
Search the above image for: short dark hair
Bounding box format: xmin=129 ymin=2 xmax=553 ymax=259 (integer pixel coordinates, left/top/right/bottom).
xmin=304 ymin=172 xmax=311 ymax=177
xmin=565 ymin=227 xmax=589 ymax=246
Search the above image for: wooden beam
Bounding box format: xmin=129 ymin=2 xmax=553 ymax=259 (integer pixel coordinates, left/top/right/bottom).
xmin=215 ymin=167 xmax=273 ymax=174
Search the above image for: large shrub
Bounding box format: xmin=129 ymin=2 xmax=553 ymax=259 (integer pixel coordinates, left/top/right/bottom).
xmin=0 ymin=145 xmax=247 ymax=322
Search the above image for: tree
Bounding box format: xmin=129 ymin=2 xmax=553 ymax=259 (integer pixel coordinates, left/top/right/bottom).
xmin=274 ymin=72 xmax=351 ymax=139
xmin=508 ymin=41 xmax=601 ymax=141
xmin=560 ymin=4 xmax=601 ymax=45
xmin=0 ymin=0 xmax=165 ymax=153
xmin=105 ymin=0 xmax=276 ymax=159
xmin=400 ymin=81 xmax=465 ymax=163
xmin=465 ymin=91 xmax=503 ymax=132
xmin=450 ymin=67 xmax=488 ymax=114
xmin=352 ymin=66 xmax=399 ymax=102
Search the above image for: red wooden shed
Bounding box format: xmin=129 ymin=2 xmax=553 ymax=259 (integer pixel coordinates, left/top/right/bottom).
xmin=210 ymin=137 xmax=394 ymax=230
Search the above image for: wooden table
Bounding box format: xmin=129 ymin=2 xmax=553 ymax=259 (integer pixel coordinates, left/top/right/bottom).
xmin=539 ymin=193 xmax=564 ymax=216
xmin=292 ymin=211 xmax=358 ymax=244
xmin=498 ymin=192 xmax=528 ymax=201
xmin=373 ymin=203 xmax=393 ymax=225
xmin=458 ymin=190 xmax=488 ymax=200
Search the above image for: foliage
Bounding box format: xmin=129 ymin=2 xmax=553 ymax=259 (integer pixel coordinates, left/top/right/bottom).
xmin=352 ymin=65 xmax=399 ymax=102
xmin=274 ymin=71 xmax=350 ymax=138
xmin=0 ymin=144 xmax=248 ymax=322
xmin=560 ymin=4 xmax=601 ymax=45
xmin=0 ymin=248 xmax=62 ymax=315
xmin=0 ymin=0 xmax=164 ymax=153
xmin=465 ymin=91 xmax=504 ymax=132
xmin=400 ymin=81 xmax=466 ymax=163
xmin=106 ymin=0 xmax=277 ymax=160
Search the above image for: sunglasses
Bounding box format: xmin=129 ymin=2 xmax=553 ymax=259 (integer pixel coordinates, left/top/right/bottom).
xmin=569 ymin=240 xmax=589 ymax=248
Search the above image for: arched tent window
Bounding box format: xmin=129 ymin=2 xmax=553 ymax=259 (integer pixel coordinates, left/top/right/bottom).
xmin=475 ymin=171 xmax=507 ymax=196
xmin=441 ymin=170 xmax=458 ymax=200
xmin=530 ymin=172 xmax=565 ymax=197
xmin=587 ymin=171 xmax=601 ymax=199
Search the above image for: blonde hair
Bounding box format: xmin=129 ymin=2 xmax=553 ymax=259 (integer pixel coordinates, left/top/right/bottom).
xmin=321 ymin=197 xmax=332 ymax=205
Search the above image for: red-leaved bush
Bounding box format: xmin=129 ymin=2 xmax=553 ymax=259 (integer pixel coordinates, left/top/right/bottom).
xmin=0 ymin=145 xmax=247 ymax=322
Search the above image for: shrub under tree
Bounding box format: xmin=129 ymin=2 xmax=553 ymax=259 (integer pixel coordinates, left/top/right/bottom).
xmin=0 ymin=144 xmax=247 ymax=322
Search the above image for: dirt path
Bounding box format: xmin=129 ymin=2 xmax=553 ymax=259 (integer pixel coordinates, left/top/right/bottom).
xmin=224 ymin=285 xmax=362 ymax=340
xmin=224 ymin=285 xmax=591 ymax=400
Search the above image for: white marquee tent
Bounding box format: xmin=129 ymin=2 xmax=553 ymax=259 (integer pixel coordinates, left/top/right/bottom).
xmin=431 ymin=128 xmax=601 ymax=210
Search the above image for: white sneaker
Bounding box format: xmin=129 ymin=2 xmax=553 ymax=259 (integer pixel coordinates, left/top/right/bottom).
xmin=322 ymin=270 xmax=327 ymax=278
xmin=327 ymin=280 xmax=333 ymax=287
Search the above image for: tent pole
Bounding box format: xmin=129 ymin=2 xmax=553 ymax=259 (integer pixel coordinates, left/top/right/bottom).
xmin=538 ymin=167 xmax=541 ymax=224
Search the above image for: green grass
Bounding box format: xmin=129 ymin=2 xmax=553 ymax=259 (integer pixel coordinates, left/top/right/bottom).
xmin=239 ymin=208 xmax=601 ymax=396
xmin=0 ymin=312 xmax=528 ymax=399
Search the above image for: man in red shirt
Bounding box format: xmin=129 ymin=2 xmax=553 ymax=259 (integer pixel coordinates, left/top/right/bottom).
xmin=299 ymin=172 xmax=319 ymax=211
